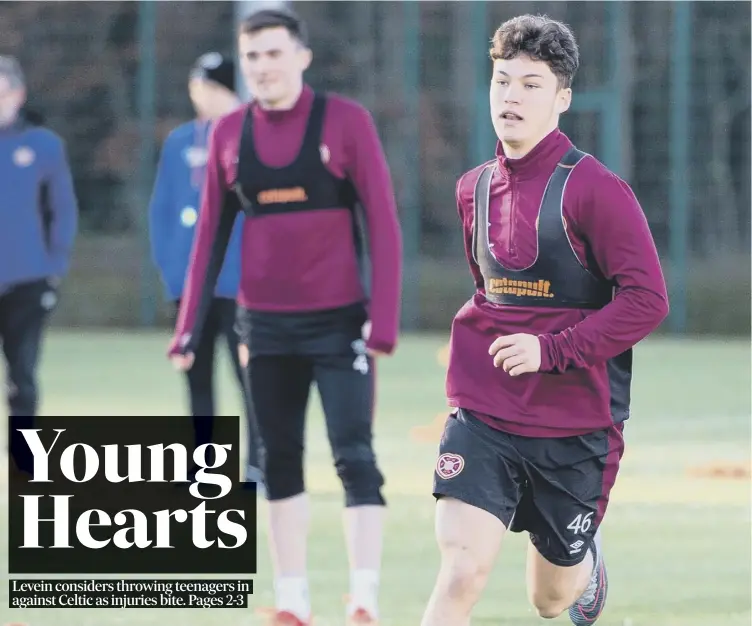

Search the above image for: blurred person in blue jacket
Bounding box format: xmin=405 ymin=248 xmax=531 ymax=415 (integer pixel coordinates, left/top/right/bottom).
xmin=148 ymin=52 xmax=263 ymax=484
xmin=0 ymin=56 xmax=78 ymax=470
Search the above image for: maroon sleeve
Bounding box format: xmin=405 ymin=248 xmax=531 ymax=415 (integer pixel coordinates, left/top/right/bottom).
xmin=168 ymin=121 xmax=235 ymax=357
xmin=538 ymin=167 xmax=670 ymax=373
xmin=344 ymin=103 xmax=403 ymax=354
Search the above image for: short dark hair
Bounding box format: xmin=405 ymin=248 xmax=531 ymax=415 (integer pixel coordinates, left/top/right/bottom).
xmin=239 ymin=7 xmax=308 ymax=47
xmin=490 ymin=14 xmax=579 ymax=89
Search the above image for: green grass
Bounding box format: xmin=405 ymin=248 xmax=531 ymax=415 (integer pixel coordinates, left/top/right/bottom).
xmin=1 ymin=332 xmax=750 ymax=625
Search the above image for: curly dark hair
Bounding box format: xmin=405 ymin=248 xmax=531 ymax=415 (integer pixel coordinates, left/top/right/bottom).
xmin=490 ymin=14 xmax=579 ymax=89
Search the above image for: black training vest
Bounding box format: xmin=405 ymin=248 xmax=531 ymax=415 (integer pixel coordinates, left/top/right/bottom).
xmin=232 ymin=92 xmax=358 ymax=217
xmin=472 ymin=147 xmax=614 ymax=309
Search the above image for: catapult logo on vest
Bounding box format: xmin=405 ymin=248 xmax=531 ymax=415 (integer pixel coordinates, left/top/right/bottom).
xmin=7 ymin=416 xmax=258 ymax=575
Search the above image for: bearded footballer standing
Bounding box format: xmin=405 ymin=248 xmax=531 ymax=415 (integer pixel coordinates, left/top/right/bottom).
xmin=422 ymin=15 xmax=669 ymax=626
xmin=168 ymin=8 xmax=402 ymax=626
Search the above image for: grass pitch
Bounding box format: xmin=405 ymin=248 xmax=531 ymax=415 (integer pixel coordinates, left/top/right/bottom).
xmin=0 ymin=331 xmax=750 ymax=625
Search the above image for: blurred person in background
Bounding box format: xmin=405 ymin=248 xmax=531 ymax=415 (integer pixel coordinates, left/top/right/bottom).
xmin=422 ymin=14 xmax=668 ymax=626
xmin=0 ymin=55 xmax=78 ymax=471
xmin=148 ymin=52 xmax=264 ymax=487
xmin=168 ymin=8 xmax=403 ymax=626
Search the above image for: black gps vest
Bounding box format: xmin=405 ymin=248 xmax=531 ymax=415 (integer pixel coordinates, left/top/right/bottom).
xmin=472 ymin=147 xmax=614 ymax=309
xmin=232 ymin=92 xmax=358 ymax=217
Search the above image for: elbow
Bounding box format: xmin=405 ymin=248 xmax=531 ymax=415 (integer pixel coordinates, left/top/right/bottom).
xmin=646 ymin=291 xmax=670 ymax=332
xmin=57 ymin=201 xmax=79 ymax=234
xmin=378 ymin=219 xmax=403 ymax=255
xmin=62 ymin=218 xmax=78 ymax=246
xmin=653 ymin=284 xmax=670 ymax=321
xmin=658 ymin=294 xmax=670 ymax=322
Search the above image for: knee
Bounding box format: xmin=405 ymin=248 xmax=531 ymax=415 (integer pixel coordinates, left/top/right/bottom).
xmin=333 ymin=444 xmax=385 ymax=506
xmin=438 ymin=548 xmax=491 ymax=604
xmin=529 ymin=588 xmax=571 ymax=619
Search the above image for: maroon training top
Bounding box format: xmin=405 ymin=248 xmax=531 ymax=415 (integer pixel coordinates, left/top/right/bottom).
xmin=169 ymin=85 xmax=403 ymax=356
xmin=447 ymin=129 xmax=669 ymax=437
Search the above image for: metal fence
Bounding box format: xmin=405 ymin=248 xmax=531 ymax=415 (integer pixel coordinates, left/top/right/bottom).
xmin=1 ymin=1 xmax=749 ymax=335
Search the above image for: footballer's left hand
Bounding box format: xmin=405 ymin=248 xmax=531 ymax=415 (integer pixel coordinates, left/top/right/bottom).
xmin=489 ymin=333 xmax=541 ymax=376
xmin=361 ymin=320 xmax=388 ymax=357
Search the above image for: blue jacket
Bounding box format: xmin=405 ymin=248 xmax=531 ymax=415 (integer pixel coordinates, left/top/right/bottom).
xmin=148 ymin=119 xmax=243 ymax=302
xmin=0 ymin=117 xmax=78 ymax=292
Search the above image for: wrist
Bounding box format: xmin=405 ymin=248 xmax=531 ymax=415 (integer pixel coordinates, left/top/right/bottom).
xmin=366 ymin=336 xmax=395 ymax=356
xmin=537 ymin=333 xmax=554 ymax=373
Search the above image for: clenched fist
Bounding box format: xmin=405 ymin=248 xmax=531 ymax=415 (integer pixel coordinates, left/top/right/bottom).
xmin=489 ymin=333 xmax=541 ymax=376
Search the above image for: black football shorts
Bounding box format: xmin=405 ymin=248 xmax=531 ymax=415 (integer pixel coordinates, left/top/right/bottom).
xmin=432 ymin=408 xmax=624 ymax=566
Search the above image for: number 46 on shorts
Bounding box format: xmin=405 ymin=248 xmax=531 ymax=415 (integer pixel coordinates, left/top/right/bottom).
xmin=566 ymin=512 xmax=594 ymax=535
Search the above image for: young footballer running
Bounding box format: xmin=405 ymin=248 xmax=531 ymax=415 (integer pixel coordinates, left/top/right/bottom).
xmin=422 ymin=14 xmax=669 ymax=626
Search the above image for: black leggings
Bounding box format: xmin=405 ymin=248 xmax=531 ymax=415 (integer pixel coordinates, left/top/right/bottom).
xmin=249 ymin=352 xmax=385 ymax=507
xmin=1 ymin=279 xmax=54 ymax=472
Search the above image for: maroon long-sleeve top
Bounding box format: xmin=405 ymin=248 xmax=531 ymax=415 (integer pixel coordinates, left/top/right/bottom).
xmin=169 ymin=86 xmax=403 ymax=356
xmin=447 ymin=129 xmax=669 ymax=437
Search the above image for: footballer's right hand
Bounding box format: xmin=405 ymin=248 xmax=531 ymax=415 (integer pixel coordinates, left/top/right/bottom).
xmin=171 ymin=353 xmax=195 ymax=371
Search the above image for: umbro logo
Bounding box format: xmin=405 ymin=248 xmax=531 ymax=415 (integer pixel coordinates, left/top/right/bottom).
xmin=569 ymin=540 xmax=585 ymax=554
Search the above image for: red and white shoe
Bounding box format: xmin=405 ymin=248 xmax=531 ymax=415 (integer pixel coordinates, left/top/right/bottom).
xmin=348 ymin=607 xmax=378 ymax=625
xmin=343 ymin=594 xmax=378 ymax=625
xmin=256 ymin=606 xmax=313 ymax=626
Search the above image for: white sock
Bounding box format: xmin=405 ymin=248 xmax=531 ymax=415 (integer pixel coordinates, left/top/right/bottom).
xmin=274 ymin=577 xmax=310 ymax=621
xmin=348 ymin=569 xmax=379 ymax=618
